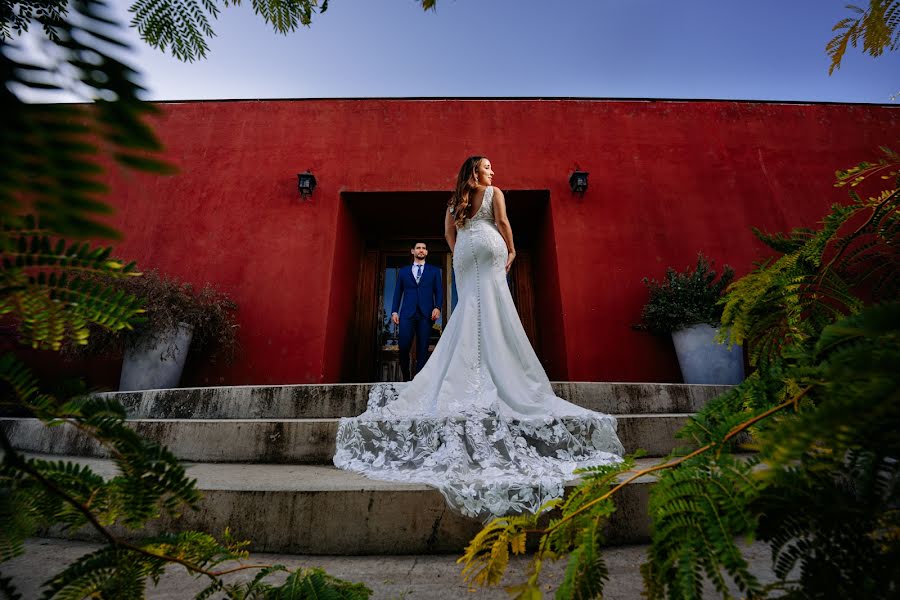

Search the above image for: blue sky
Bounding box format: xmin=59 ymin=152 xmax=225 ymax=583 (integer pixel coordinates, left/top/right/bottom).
xmin=112 ymin=0 xmax=899 ymax=103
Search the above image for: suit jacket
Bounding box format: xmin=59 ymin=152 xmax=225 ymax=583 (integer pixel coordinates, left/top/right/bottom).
xmin=391 ymin=263 xmax=443 ymax=318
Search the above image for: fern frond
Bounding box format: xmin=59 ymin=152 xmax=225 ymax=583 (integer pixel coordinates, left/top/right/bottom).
xmin=644 ymin=454 xmax=763 ymax=598
xmin=276 ymin=567 xmax=372 ymax=599
xmin=0 ymin=482 xmax=34 ymax=565
xmin=2 ymin=3 xmax=171 ymax=238
xmin=130 ymin=0 xmax=330 ymax=62
xmin=835 ymin=146 xmax=900 ymax=188
xmin=752 ymin=226 xmax=817 ymax=253
xmin=0 ymin=222 xmax=145 ymax=350
xmin=755 ymin=451 xmax=900 ymax=598
xmin=129 ymin=0 xmax=217 ymax=62
xmin=556 ymin=515 xmax=609 ymax=599
xmin=245 ymin=0 xmax=326 ymax=31
xmin=39 ymin=546 xmax=129 ymax=600
xmin=0 ymin=352 xmax=54 ymax=411
xmin=31 ymin=395 xmax=204 ymax=524
xmin=0 ymin=0 xmax=68 ymax=42
xmin=459 ymin=510 xmax=542 ymax=590
xmin=722 ymin=176 xmax=897 ymax=365
xmin=756 ymin=304 xmax=900 ymax=467
xmin=460 ymin=521 xmax=513 ymax=587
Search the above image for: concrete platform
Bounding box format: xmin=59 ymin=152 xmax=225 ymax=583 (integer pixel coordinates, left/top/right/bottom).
xmin=105 ymin=382 xmax=730 ymax=419
xmin=3 ymin=537 xmax=782 ymax=600
xmin=28 ymin=453 xmax=660 ymax=554
xmin=4 ymin=383 xmax=732 ymax=556
xmin=2 ymin=413 xmax=693 ymax=462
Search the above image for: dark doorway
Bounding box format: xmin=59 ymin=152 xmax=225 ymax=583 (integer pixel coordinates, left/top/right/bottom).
xmin=372 ymin=244 xmax=450 ymax=381
xmin=343 ymin=190 xmax=547 ymax=382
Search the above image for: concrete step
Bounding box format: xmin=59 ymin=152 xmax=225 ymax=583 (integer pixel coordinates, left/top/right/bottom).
xmin=2 ymin=413 xmax=694 ymax=462
xmin=27 ymin=453 xmax=662 ymax=555
xmin=4 ymin=384 xmax=737 ymax=560
xmin=4 ymin=537 xmax=779 ymax=600
xmin=105 ymin=382 xmax=730 ymax=419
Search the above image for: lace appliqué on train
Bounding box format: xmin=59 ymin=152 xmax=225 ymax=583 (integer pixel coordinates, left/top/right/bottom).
xmin=334 ymin=383 xmax=624 ymax=521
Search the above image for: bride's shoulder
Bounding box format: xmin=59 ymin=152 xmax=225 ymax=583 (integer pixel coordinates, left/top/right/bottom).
xmin=489 ymin=186 xmax=505 ymax=201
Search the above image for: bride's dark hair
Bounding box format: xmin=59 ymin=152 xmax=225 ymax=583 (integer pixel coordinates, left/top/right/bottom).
xmin=449 ymin=155 xmax=484 ymax=229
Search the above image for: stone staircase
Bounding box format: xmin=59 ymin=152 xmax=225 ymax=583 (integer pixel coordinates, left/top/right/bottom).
xmin=0 ymin=382 xmax=728 ymax=555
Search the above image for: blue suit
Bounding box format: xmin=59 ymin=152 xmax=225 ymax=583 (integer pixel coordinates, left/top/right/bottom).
xmin=392 ymin=263 xmax=443 ymax=380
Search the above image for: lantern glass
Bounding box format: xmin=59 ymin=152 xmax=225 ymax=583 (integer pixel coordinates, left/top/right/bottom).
xmin=297 ymin=171 xmax=316 ymax=198
xmin=569 ymin=171 xmax=588 ymax=193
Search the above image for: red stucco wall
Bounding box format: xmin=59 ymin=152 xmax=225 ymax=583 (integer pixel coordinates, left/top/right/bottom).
xmin=89 ymin=98 xmax=899 ymax=385
xmin=323 ymin=196 xmax=363 ymax=382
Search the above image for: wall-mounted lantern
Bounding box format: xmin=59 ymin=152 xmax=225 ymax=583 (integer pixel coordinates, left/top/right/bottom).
xmin=297 ymin=170 xmax=317 ymax=199
xmin=569 ymin=170 xmax=589 ymax=194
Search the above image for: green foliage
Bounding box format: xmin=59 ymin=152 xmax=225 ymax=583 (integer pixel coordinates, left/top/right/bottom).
xmin=128 ymin=0 xmax=436 ymax=62
xmin=1 ymin=0 xmax=172 ymax=240
xmin=265 ymin=567 xmax=371 ymax=599
xmin=754 ymin=450 xmax=900 ymax=599
xmin=224 ymin=0 xmax=330 ymax=34
xmin=0 ymin=0 xmax=170 ymax=368
xmin=63 ymin=269 xmax=239 ymax=363
xmin=1 ymin=352 xmax=200 ymax=543
xmin=0 ymin=216 xmax=145 ymax=351
xmin=459 ymin=459 xmax=634 ymax=599
xmin=129 ymin=0 xmax=219 ymax=63
xmin=0 ymin=1 xmax=371 ymax=597
xmin=638 ymin=253 xmax=735 ymax=334
xmin=129 ymin=0 xmax=330 ymax=62
xmin=32 ymin=530 xmax=371 ymax=600
xmin=642 ymin=453 xmax=764 ymax=599
xmin=462 ymin=149 xmax=900 ymax=598
xmin=0 ymin=0 xmax=68 ymax=41
xmin=642 ymin=150 xmax=900 ymax=598
xmin=827 ymin=1 xmax=900 ymax=74
xmin=722 ymin=149 xmax=899 ymax=366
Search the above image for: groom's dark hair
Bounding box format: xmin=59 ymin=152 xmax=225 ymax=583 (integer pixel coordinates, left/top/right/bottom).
xmin=412 ymin=241 xmax=427 ymax=249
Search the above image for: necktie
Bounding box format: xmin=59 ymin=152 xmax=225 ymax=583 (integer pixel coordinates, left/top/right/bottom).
xmin=416 ymin=264 xmax=423 ymax=282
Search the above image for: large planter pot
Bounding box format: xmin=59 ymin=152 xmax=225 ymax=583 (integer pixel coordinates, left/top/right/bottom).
xmin=119 ymin=322 xmax=194 ymax=391
xmin=671 ymin=323 xmax=744 ymax=385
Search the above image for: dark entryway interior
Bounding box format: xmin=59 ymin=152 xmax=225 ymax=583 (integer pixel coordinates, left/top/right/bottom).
xmin=339 ymin=190 xmax=553 ymax=382
xmin=342 ymin=190 xmax=549 ymax=245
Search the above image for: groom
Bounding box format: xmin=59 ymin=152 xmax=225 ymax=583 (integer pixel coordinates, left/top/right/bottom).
xmin=391 ymin=242 xmax=443 ymax=381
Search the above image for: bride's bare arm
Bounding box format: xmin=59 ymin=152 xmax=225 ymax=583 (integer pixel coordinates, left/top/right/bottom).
xmin=492 ymin=187 xmax=517 ymax=272
xmin=444 ymin=206 xmax=457 ymax=252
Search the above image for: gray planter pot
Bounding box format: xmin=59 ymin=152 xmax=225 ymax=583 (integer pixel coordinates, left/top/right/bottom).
xmin=119 ymin=322 xmax=194 ymax=391
xmin=671 ymin=323 xmax=744 ymax=385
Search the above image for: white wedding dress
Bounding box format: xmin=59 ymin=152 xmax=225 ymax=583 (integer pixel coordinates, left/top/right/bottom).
xmin=334 ymin=186 xmax=624 ymax=521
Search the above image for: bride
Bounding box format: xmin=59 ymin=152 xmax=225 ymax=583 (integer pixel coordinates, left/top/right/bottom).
xmin=334 ymin=156 xmax=624 ymax=521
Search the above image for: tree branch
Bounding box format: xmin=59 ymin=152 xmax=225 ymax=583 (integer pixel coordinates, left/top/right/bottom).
xmin=537 ymin=391 xmax=805 ymax=534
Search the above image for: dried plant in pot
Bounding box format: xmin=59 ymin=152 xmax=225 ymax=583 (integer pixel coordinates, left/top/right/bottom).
xmin=637 ymin=253 xmax=744 ymax=385
xmin=66 ymin=269 xmax=239 ymax=390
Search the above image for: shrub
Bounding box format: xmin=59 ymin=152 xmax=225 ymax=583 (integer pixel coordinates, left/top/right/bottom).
xmin=638 ymin=253 xmax=735 ymax=334
xmin=65 ymin=270 xmax=239 ymax=364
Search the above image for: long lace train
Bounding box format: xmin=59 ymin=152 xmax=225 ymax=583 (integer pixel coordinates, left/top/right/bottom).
xmin=334 ymin=383 xmax=623 ymax=520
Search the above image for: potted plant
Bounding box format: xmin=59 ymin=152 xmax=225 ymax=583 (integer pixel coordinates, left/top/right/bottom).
xmin=637 ymin=253 xmax=744 ymax=385
xmin=65 ymin=269 xmax=239 ymax=390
